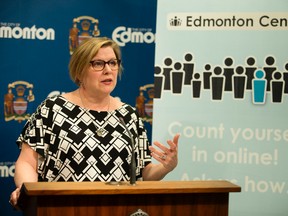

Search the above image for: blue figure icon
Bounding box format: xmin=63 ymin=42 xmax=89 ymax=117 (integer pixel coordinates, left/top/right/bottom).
xmin=252 ymin=69 xmax=267 ymax=104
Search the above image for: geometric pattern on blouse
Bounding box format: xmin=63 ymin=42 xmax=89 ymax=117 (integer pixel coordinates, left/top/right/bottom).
xmin=17 ymin=95 xmax=151 ymax=182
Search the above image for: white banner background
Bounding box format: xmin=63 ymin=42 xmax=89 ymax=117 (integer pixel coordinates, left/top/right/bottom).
xmin=153 ymin=0 xmax=288 ymax=215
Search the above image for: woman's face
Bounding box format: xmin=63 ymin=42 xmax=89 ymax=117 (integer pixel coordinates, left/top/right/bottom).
xmin=82 ymin=46 xmax=118 ymax=96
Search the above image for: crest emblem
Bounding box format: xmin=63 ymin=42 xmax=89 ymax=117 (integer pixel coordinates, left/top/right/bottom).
xmin=4 ymin=81 xmax=35 ymax=123
xmin=135 ymin=84 xmax=154 ymax=124
xmin=129 ymin=209 xmax=149 ymax=216
xmin=69 ymin=16 xmax=100 ymax=55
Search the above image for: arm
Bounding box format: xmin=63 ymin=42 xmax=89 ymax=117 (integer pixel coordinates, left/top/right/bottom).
xmin=10 ymin=143 xmax=38 ymax=207
xmin=142 ymin=133 xmax=180 ymax=181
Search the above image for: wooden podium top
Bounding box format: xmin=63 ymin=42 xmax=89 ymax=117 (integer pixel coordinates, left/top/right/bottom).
xmin=22 ymin=180 xmax=241 ymax=196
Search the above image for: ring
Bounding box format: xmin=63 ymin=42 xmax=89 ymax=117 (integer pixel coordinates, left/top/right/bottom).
xmin=161 ymin=155 xmax=167 ymax=160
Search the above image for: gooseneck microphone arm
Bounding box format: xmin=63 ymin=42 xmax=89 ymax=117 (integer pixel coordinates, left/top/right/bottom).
xmin=119 ymin=117 xmax=136 ymax=185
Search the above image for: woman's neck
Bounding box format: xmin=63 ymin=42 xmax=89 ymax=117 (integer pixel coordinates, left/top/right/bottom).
xmin=78 ymin=88 xmax=111 ymax=111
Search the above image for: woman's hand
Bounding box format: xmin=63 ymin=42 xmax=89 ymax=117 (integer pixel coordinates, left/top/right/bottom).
xmin=9 ymin=187 xmax=21 ymax=210
xmin=10 ymin=143 xmax=39 ymax=210
xmin=149 ymin=133 xmax=180 ymax=172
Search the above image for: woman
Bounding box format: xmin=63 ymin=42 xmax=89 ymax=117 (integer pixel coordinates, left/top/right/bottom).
xmin=9 ymin=37 xmax=180 ymax=208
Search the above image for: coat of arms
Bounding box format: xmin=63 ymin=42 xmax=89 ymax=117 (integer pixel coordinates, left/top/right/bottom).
xmin=4 ymin=81 xmax=34 ymax=123
xmin=69 ymin=16 xmax=100 ymax=55
xmin=135 ymin=84 xmax=154 ymax=124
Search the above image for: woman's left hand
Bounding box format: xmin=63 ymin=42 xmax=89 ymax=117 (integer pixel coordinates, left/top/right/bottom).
xmin=149 ymin=133 xmax=180 ymax=171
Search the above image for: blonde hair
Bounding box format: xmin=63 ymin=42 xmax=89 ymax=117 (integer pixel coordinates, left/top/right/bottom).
xmin=69 ymin=37 xmax=122 ymax=85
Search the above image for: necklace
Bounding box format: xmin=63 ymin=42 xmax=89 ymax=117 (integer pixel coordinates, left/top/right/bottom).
xmin=78 ymin=89 xmax=111 ymax=137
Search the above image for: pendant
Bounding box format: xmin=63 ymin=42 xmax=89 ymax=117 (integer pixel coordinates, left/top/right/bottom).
xmin=96 ymin=128 xmax=105 ymax=137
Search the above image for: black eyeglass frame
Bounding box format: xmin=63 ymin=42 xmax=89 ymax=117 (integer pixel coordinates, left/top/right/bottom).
xmin=89 ymin=59 xmax=121 ymax=71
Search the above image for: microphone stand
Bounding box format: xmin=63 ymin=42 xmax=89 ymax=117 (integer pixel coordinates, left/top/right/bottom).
xmin=119 ymin=117 xmax=136 ymax=185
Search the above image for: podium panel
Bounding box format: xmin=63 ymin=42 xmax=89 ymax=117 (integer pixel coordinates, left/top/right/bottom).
xmin=19 ymin=181 xmax=241 ymax=216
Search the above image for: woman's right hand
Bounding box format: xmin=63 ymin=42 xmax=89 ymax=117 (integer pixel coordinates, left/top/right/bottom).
xmin=9 ymin=187 xmax=21 ymax=210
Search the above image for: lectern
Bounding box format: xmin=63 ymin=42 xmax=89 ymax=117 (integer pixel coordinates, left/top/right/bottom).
xmin=19 ymin=180 xmax=241 ymax=216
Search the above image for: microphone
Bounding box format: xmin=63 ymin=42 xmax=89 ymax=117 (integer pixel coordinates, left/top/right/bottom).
xmin=119 ymin=117 xmax=136 ymax=185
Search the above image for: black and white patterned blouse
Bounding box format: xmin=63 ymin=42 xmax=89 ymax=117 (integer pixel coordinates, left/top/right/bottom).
xmin=16 ymin=95 xmax=151 ymax=182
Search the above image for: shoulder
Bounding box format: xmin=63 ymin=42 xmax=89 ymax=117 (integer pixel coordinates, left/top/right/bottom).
xmin=116 ymin=102 xmax=141 ymax=123
xmin=110 ymin=97 xmax=137 ymax=114
xmin=34 ymin=95 xmax=68 ymax=114
xmin=110 ymin=97 xmax=137 ymax=115
xmin=42 ymin=94 xmax=66 ymax=107
xmin=116 ymin=100 xmax=136 ymax=114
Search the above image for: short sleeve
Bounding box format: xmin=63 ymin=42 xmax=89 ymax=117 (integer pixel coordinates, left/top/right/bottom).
xmin=16 ymin=98 xmax=52 ymax=158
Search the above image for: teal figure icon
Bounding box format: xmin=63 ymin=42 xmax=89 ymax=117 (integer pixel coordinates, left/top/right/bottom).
xmin=252 ymin=69 xmax=267 ymax=104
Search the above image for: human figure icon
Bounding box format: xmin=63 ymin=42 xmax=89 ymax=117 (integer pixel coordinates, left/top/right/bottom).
xmin=162 ymin=57 xmax=173 ymax=90
xmin=263 ymin=56 xmax=277 ymax=91
xmin=183 ymin=53 xmax=194 ymax=85
xmin=203 ymin=64 xmax=212 ymax=90
xmin=211 ymin=66 xmax=225 ymax=100
xmin=191 ymin=73 xmax=201 ymax=98
xmin=171 ymin=62 xmax=184 ymax=94
xmin=252 ymin=69 xmax=267 ymax=104
xmin=170 ymin=16 xmax=182 ymax=26
xmin=154 ymin=66 xmax=163 ymax=99
xmin=283 ymin=62 xmax=288 ymax=94
xmin=223 ymin=57 xmax=234 ymax=91
xmin=271 ymin=71 xmax=284 ymax=103
xmin=245 ymin=56 xmax=257 ymax=90
xmin=233 ymin=66 xmax=246 ymax=99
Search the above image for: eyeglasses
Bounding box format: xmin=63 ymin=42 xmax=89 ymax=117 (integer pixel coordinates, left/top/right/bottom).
xmin=89 ymin=59 xmax=121 ymax=71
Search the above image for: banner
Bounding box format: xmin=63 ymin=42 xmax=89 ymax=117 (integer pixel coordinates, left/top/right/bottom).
xmin=0 ymin=1 xmax=156 ymax=215
xmin=153 ymin=0 xmax=288 ymax=215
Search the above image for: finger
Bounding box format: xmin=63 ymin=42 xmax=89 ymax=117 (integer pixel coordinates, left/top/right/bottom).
xmin=149 ymin=146 xmax=168 ymax=159
xmin=152 ymin=141 xmax=170 ymax=153
xmin=150 ymin=151 xmax=166 ymax=163
xmin=167 ymin=133 xmax=180 ymax=151
xmin=10 ymin=188 xmax=21 ymax=208
xmin=150 ymin=146 xmax=172 ymax=162
xmin=10 ymin=196 xmax=17 ymax=206
xmin=149 ymin=146 xmax=166 ymax=158
xmin=9 ymin=198 xmax=18 ymax=210
xmin=173 ymin=133 xmax=180 ymax=146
